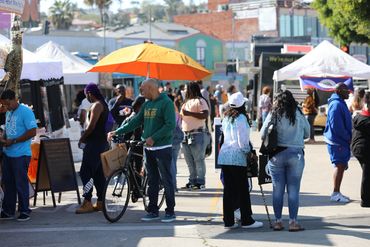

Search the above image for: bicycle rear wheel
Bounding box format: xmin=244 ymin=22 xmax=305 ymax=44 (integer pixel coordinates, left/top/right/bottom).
xmin=102 ymin=169 xmax=130 ymax=223
xmin=143 ymin=177 xmax=165 ymax=212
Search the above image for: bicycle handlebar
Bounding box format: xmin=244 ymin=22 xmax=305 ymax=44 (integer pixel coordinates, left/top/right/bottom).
xmin=112 ymin=135 xmax=145 ymax=148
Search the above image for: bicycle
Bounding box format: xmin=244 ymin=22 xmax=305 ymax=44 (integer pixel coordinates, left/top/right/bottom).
xmin=102 ymin=137 xmax=165 ymax=223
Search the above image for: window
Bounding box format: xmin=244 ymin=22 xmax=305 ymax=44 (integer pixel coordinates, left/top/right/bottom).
xmin=196 ymin=39 xmax=206 ymax=66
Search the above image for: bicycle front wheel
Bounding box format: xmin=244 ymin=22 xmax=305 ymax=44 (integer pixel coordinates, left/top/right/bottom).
xmin=143 ymin=177 xmax=165 ymax=212
xmin=102 ymin=169 xmax=130 ymax=223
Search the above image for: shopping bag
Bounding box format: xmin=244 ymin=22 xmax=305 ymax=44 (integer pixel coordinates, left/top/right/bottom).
xmin=258 ymin=154 xmax=272 ymax=185
xmin=100 ymin=145 xmax=127 ymax=178
xmin=28 ymin=143 xmax=40 ymax=184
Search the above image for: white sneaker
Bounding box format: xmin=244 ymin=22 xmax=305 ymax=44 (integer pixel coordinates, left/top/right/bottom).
xmin=224 ymin=223 xmax=239 ymax=229
xmin=234 ymin=209 xmax=241 ymax=221
xmin=340 ymin=193 xmax=350 ymax=200
xmin=242 ymin=221 xmax=263 ymax=229
xmin=330 ymin=192 xmax=350 ymax=203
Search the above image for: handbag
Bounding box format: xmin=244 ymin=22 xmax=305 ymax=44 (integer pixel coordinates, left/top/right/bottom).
xmin=246 ymin=144 xmax=258 ymax=178
xmin=100 ymin=145 xmax=127 ymax=178
xmin=259 ymin=113 xmax=278 ymax=156
xmin=205 ymin=130 xmax=212 ymax=157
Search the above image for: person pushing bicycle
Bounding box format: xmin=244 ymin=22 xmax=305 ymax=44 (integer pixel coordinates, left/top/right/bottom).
xmin=108 ymin=78 xmax=176 ymax=223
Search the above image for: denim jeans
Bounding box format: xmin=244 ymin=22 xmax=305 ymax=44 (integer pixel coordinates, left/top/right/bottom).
xmin=171 ymin=143 xmax=181 ymax=190
xmin=182 ymin=132 xmax=207 ymax=185
xmin=262 ymin=111 xmax=269 ymax=124
xmin=145 ymin=147 xmax=175 ymax=215
xmin=80 ymin=140 xmax=109 ymax=201
xmin=1 ymin=154 xmax=31 ymax=216
xmin=268 ymin=147 xmax=305 ymax=222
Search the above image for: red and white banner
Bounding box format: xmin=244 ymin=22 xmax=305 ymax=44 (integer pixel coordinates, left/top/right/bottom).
xmin=0 ymin=0 xmax=25 ymax=15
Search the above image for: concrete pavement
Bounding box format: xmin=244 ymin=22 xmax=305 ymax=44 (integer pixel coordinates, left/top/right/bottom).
xmin=0 ymin=131 xmax=369 ymax=247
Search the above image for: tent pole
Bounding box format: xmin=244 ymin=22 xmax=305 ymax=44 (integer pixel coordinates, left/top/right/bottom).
xmin=273 ymin=79 xmax=278 ymax=94
xmin=146 ymin=63 xmax=150 ymax=79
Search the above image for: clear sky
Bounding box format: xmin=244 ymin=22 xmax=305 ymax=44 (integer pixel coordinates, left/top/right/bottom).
xmin=40 ymin=0 xmax=205 ymax=14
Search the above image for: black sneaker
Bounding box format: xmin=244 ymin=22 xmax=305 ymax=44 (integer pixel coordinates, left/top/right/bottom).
xmin=182 ymin=183 xmax=193 ymax=189
xmin=0 ymin=211 xmax=15 ymax=220
xmin=191 ymin=184 xmax=206 ymax=191
xmin=17 ymin=213 xmax=30 ymax=222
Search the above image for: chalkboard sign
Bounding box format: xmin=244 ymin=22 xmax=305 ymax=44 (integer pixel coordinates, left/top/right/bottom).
xmin=214 ymin=118 xmax=222 ymax=169
xmin=34 ymin=138 xmax=81 ymax=207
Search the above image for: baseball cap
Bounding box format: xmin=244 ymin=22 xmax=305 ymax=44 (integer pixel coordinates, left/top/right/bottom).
xmin=229 ymin=92 xmax=245 ymax=108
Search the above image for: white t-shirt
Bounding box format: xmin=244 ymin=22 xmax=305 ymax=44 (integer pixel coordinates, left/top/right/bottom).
xmin=181 ymin=98 xmax=209 ymax=131
xmin=77 ymin=98 xmax=91 ymax=129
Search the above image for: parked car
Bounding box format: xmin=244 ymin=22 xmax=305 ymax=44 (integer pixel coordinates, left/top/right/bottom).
xmin=314 ymin=105 xmax=327 ymax=132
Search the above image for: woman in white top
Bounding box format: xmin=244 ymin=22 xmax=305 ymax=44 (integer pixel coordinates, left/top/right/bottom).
xmin=180 ymin=82 xmax=209 ymax=190
xmin=218 ymin=92 xmax=263 ymax=229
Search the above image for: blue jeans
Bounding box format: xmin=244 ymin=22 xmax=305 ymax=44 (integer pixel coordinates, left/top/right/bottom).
xmin=171 ymin=143 xmax=181 ymax=190
xmin=145 ymin=147 xmax=175 ymax=215
xmin=182 ymin=132 xmax=207 ymax=185
xmin=262 ymin=111 xmax=269 ymax=124
xmin=80 ymin=140 xmax=109 ymax=201
xmin=268 ymin=147 xmax=304 ymax=222
xmin=1 ymin=154 xmax=31 ymax=216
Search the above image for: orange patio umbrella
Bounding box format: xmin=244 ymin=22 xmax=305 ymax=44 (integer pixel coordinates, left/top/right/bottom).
xmin=88 ymin=42 xmax=211 ymax=81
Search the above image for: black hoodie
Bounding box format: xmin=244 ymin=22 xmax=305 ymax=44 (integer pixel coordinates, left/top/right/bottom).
xmin=351 ymin=113 xmax=370 ymax=163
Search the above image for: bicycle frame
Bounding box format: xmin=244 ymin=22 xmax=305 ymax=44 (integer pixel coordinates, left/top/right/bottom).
xmin=119 ymin=141 xmax=145 ymax=198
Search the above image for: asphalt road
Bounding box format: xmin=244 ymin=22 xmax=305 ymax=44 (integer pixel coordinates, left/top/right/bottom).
xmin=0 ymin=131 xmax=369 ymax=247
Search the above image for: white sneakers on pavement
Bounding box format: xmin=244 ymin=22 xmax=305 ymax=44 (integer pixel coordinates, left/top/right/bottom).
xmin=241 ymin=221 xmax=264 ymax=229
xmin=224 ymin=223 xmax=239 ymax=229
xmin=330 ymin=192 xmax=350 ymax=203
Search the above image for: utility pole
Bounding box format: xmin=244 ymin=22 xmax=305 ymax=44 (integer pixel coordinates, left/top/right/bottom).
xmin=149 ymin=6 xmax=152 ymax=41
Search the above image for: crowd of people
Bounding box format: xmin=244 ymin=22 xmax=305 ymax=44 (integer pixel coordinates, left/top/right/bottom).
xmin=0 ymin=80 xmax=368 ymax=228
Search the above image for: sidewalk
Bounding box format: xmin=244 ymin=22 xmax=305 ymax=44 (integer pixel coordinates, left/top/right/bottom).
xmin=0 ymin=131 xmax=369 ymax=247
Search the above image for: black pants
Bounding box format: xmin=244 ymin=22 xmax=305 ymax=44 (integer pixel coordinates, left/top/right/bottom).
xmin=305 ymin=114 xmax=317 ymax=140
xmin=360 ymin=162 xmax=370 ymax=206
xmin=222 ymin=166 xmax=254 ymax=226
xmin=80 ymin=140 xmax=109 ymax=201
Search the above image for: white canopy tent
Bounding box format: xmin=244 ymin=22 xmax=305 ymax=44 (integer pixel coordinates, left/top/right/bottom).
xmin=0 ymin=34 xmax=63 ymax=81
xmin=273 ymin=40 xmax=370 ymax=81
xmin=35 ymin=41 xmax=98 ymax=85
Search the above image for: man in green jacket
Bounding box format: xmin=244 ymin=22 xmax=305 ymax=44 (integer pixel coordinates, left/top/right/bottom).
xmin=108 ymin=78 xmax=176 ymax=222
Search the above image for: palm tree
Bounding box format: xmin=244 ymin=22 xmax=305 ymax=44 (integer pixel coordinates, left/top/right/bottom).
xmin=49 ymin=0 xmax=76 ymax=30
xmin=84 ymin=0 xmax=113 ymax=25
xmin=164 ymin=0 xmax=183 ymax=22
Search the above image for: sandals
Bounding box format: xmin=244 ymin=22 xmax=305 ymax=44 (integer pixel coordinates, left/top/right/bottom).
xmin=273 ymin=222 xmax=284 ymax=231
xmin=273 ymin=222 xmax=305 ymax=232
xmin=289 ymin=222 xmax=305 ymax=232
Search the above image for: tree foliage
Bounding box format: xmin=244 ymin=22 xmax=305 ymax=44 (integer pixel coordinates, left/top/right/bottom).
xmin=164 ymin=0 xmax=185 ymax=22
xmin=312 ymin=0 xmax=370 ymax=45
xmin=49 ymin=0 xmax=77 ymax=30
xmin=84 ymin=0 xmax=113 ymax=24
xmin=139 ymin=1 xmax=166 ymax=23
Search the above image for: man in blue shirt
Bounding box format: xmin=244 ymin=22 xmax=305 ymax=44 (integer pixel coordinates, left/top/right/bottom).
xmin=0 ymin=89 xmax=37 ymax=221
xmin=324 ymin=83 xmax=352 ymax=203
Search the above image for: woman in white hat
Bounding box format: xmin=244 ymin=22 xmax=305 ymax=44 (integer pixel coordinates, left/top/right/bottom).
xmin=218 ymin=92 xmax=263 ymax=229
